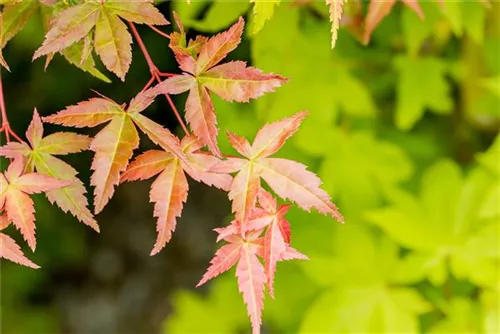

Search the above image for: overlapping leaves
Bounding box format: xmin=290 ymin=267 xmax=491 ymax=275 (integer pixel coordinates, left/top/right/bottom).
xmin=32 ymin=0 xmax=169 ymax=80
xmin=154 ymin=16 xmax=287 ymax=157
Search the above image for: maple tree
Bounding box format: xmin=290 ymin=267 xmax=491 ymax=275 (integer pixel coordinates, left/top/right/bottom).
xmin=1 ymin=1 xmax=496 ymax=334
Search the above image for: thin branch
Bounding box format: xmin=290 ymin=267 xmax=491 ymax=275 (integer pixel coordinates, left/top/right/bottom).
xmin=148 ymin=24 xmax=171 ymax=40
xmin=128 ymin=21 xmax=189 ymax=136
xmin=0 ymin=71 xmax=24 ymax=144
xmin=141 ymin=75 xmax=156 ymax=93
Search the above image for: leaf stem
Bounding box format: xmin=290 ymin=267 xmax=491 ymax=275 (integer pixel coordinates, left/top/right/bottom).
xmin=128 ymin=22 xmax=189 ymax=136
xmin=0 ymin=71 xmax=24 ymax=143
xmin=148 ymin=24 xmax=171 ymax=40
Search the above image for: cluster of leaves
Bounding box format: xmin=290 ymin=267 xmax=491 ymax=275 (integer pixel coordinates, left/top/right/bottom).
xmin=163 ymin=2 xmax=499 ymax=334
xmin=0 ymin=2 xmax=346 ymax=333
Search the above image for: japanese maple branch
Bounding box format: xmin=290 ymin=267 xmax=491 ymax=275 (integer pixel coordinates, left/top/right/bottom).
xmin=0 ymin=71 xmax=24 ymax=143
xmin=128 ymin=22 xmax=189 ymax=135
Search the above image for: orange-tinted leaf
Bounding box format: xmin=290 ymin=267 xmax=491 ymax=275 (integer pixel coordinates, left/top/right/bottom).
xmin=185 ymin=84 xmax=221 ymax=157
xmin=403 ymin=0 xmax=424 ymax=19
xmin=42 ymin=98 xmax=122 ymax=127
xmin=4 ymin=188 xmax=36 ymax=250
xmin=0 ymin=232 xmax=39 ymax=269
xmin=26 ymin=108 xmax=44 ymax=149
xmin=251 ymin=111 xmax=308 ymax=159
xmin=151 ymin=74 xmax=195 ymax=96
xmin=196 ymin=17 xmax=244 ymax=74
xmin=197 ymin=243 xmax=241 ymax=287
xmin=363 ymin=0 xmax=396 ymax=44
xmin=325 ymin=0 xmax=345 ymax=48
xmin=0 ymin=47 xmax=10 ymax=71
xmin=105 ymin=0 xmax=169 ymax=25
xmin=200 ymin=61 xmax=288 ymax=102
xmin=237 ymin=243 xmax=266 ymax=334
xmin=150 ymin=159 xmax=188 ymax=255
xmin=121 ymin=150 xmax=172 ymax=182
xmin=33 ymin=2 xmax=100 ymax=59
xmin=227 ymin=131 xmax=252 ymax=158
xmin=0 ymin=142 xmax=31 ymax=158
xmin=263 ymin=216 xmax=287 ymax=298
xmin=38 ymin=132 xmax=91 ymax=155
xmin=90 ymin=115 xmax=139 ymax=213
xmin=258 ymin=158 xmax=344 ymax=222
xmin=229 ymin=162 xmax=261 ymax=223
xmin=94 ymin=10 xmax=133 ymax=81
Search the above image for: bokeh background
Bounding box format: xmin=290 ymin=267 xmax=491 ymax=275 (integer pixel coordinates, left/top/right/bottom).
xmin=1 ymin=1 xmax=499 ymax=333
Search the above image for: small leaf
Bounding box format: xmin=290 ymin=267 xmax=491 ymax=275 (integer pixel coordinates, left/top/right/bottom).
xmin=325 ymin=0 xmax=345 ymax=48
xmin=94 ymin=9 xmax=133 ymax=81
xmin=0 ymin=232 xmax=40 ymax=269
xmin=33 ymin=2 xmax=101 ymax=59
xmin=250 ymin=0 xmax=280 ymax=35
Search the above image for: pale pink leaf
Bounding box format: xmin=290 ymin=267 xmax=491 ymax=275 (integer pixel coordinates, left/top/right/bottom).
xmin=279 ymin=246 xmax=309 ymax=261
xmin=26 ymin=109 xmax=44 ymax=149
xmin=105 ymin=0 xmax=169 ymax=25
xmin=90 ymin=115 xmax=139 ymax=213
xmin=197 ymin=243 xmax=241 ymax=286
xmin=121 ymin=150 xmax=173 ymax=182
xmin=196 ymin=17 xmax=244 ymax=74
xmin=5 ymin=188 xmax=36 ymax=251
xmin=236 ymin=244 xmax=265 ymax=334
xmin=0 ymin=142 xmax=31 ymax=158
xmin=251 ymin=111 xmax=308 ymax=159
xmin=150 ymin=159 xmax=188 ymax=255
xmin=33 ymin=2 xmax=100 ymax=59
xmin=230 ymin=162 xmax=261 ymax=223
xmin=185 ymin=84 xmax=221 ymax=157
xmin=209 ymin=157 xmax=247 ymax=174
xmin=258 ymin=158 xmax=344 ymax=222
xmin=201 ymin=61 xmax=288 ymax=102
xmin=227 ymin=131 xmax=252 ymax=158
xmin=264 ymin=218 xmax=287 ymax=298
xmin=38 ymin=132 xmax=91 ymax=155
xmin=151 ymin=74 xmax=195 ymax=97
xmin=42 ymin=98 xmax=122 ymax=128
xmin=0 ymin=232 xmax=40 ymax=269
xmin=13 ymin=173 xmax=71 ymax=194
xmin=184 ymin=153 xmax=233 ymax=191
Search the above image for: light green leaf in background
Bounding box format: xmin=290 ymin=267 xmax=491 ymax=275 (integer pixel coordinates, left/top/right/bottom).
xmin=250 ymin=0 xmax=280 ymax=35
xmin=299 ymin=224 xmax=430 ymax=334
xmin=394 ymin=56 xmax=453 ymax=130
xmin=173 ymin=1 xmax=249 ymax=32
xmin=401 ymin=2 xmax=440 ymax=57
xmin=319 ymin=131 xmax=413 ymax=216
xmin=429 ymin=298 xmax=482 ymax=333
xmin=365 ymin=159 xmax=500 ymax=287
xmin=164 ymin=275 xmax=248 ymax=334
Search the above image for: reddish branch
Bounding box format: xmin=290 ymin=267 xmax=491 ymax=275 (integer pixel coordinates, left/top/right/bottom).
xmin=128 ymin=22 xmax=189 ymax=135
xmin=0 ymin=71 xmax=23 ymax=143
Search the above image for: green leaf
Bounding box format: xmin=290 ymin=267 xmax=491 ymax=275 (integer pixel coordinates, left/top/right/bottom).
xmin=163 ymin=275 xmax=248 ymax=334
xmin=61 ymin=39 xmax=111 ymax=83
xmin=394 ymin=56 xmax=453 ymax=130
xmin=94 ymin=8 xmax=132 ymax=81
xmin=0 ymin=1 xmax=38 ymax=48
xmin=366 ymin=159 xmax=499 ymax=287
xmin=250 ymin=0 xmax=280 ymax=35
xmin=319 ymin=131 xmax=413 ymax=215
xmin=184 ymin=2 xmax=250 ymax=33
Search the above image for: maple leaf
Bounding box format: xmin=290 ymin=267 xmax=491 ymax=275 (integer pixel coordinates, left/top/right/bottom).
xmin=325 ymin=0 xmax=345 ymax=49
xmin=363 ymin=0 xmax=424 ymax=44
xmin=0 ymin=109 xmax=98 ymax=231
xmin=121 ymin=135 xmax=232 ymax=255
xmin=197 ymin=231 xmax=266 ymax=334
xmin=33 ymin=0 xmax=169 ymax=80
xmin=210 ymin=111 xmax=344 ymax=224
xmin=0 ymin=231 xmax=40 ymax=269
xmin=154 ymin=17 xmax=288 ymax=156
xmin=42 ymin=90 xmax=189 ymax=214
xmin=0 ymin=158 xmax=71 ymax=251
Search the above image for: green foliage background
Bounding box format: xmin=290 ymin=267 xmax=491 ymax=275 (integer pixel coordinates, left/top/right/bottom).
xmin=1 ymin=1 xmax=499 ymax=333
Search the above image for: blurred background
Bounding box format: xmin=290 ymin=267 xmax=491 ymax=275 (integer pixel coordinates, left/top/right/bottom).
xmin=1 ymin=1 xmax=499 ymax=333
